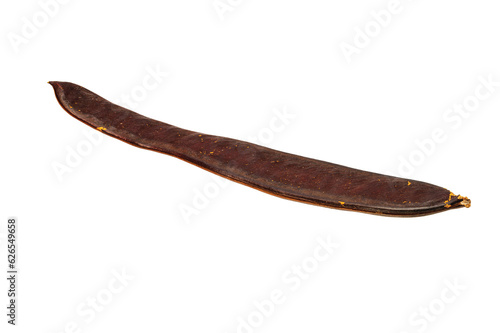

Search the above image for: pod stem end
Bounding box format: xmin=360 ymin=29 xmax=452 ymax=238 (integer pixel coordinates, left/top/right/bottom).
xmin=458 ymin=195 xmax=471 ymax=208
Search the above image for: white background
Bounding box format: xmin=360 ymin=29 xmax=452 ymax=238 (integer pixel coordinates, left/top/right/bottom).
xmin=1 ymin=0 xmax=499 ymax=332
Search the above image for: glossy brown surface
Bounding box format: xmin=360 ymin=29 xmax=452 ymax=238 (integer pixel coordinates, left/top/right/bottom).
xmin=49 ymin=81 xmax=470 ymax=217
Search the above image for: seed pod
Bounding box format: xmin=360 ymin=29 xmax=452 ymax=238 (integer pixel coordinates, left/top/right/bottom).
xmin=49 ymin=81 xmax=470 ymax=217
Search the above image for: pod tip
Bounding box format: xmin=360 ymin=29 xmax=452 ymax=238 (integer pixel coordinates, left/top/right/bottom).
xmin=458 ymin=196 xmax=471 ymax=208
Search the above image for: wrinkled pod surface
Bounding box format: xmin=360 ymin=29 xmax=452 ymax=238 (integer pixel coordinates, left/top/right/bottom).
xmin=49 ymin=81 xmax=471 ymax=217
